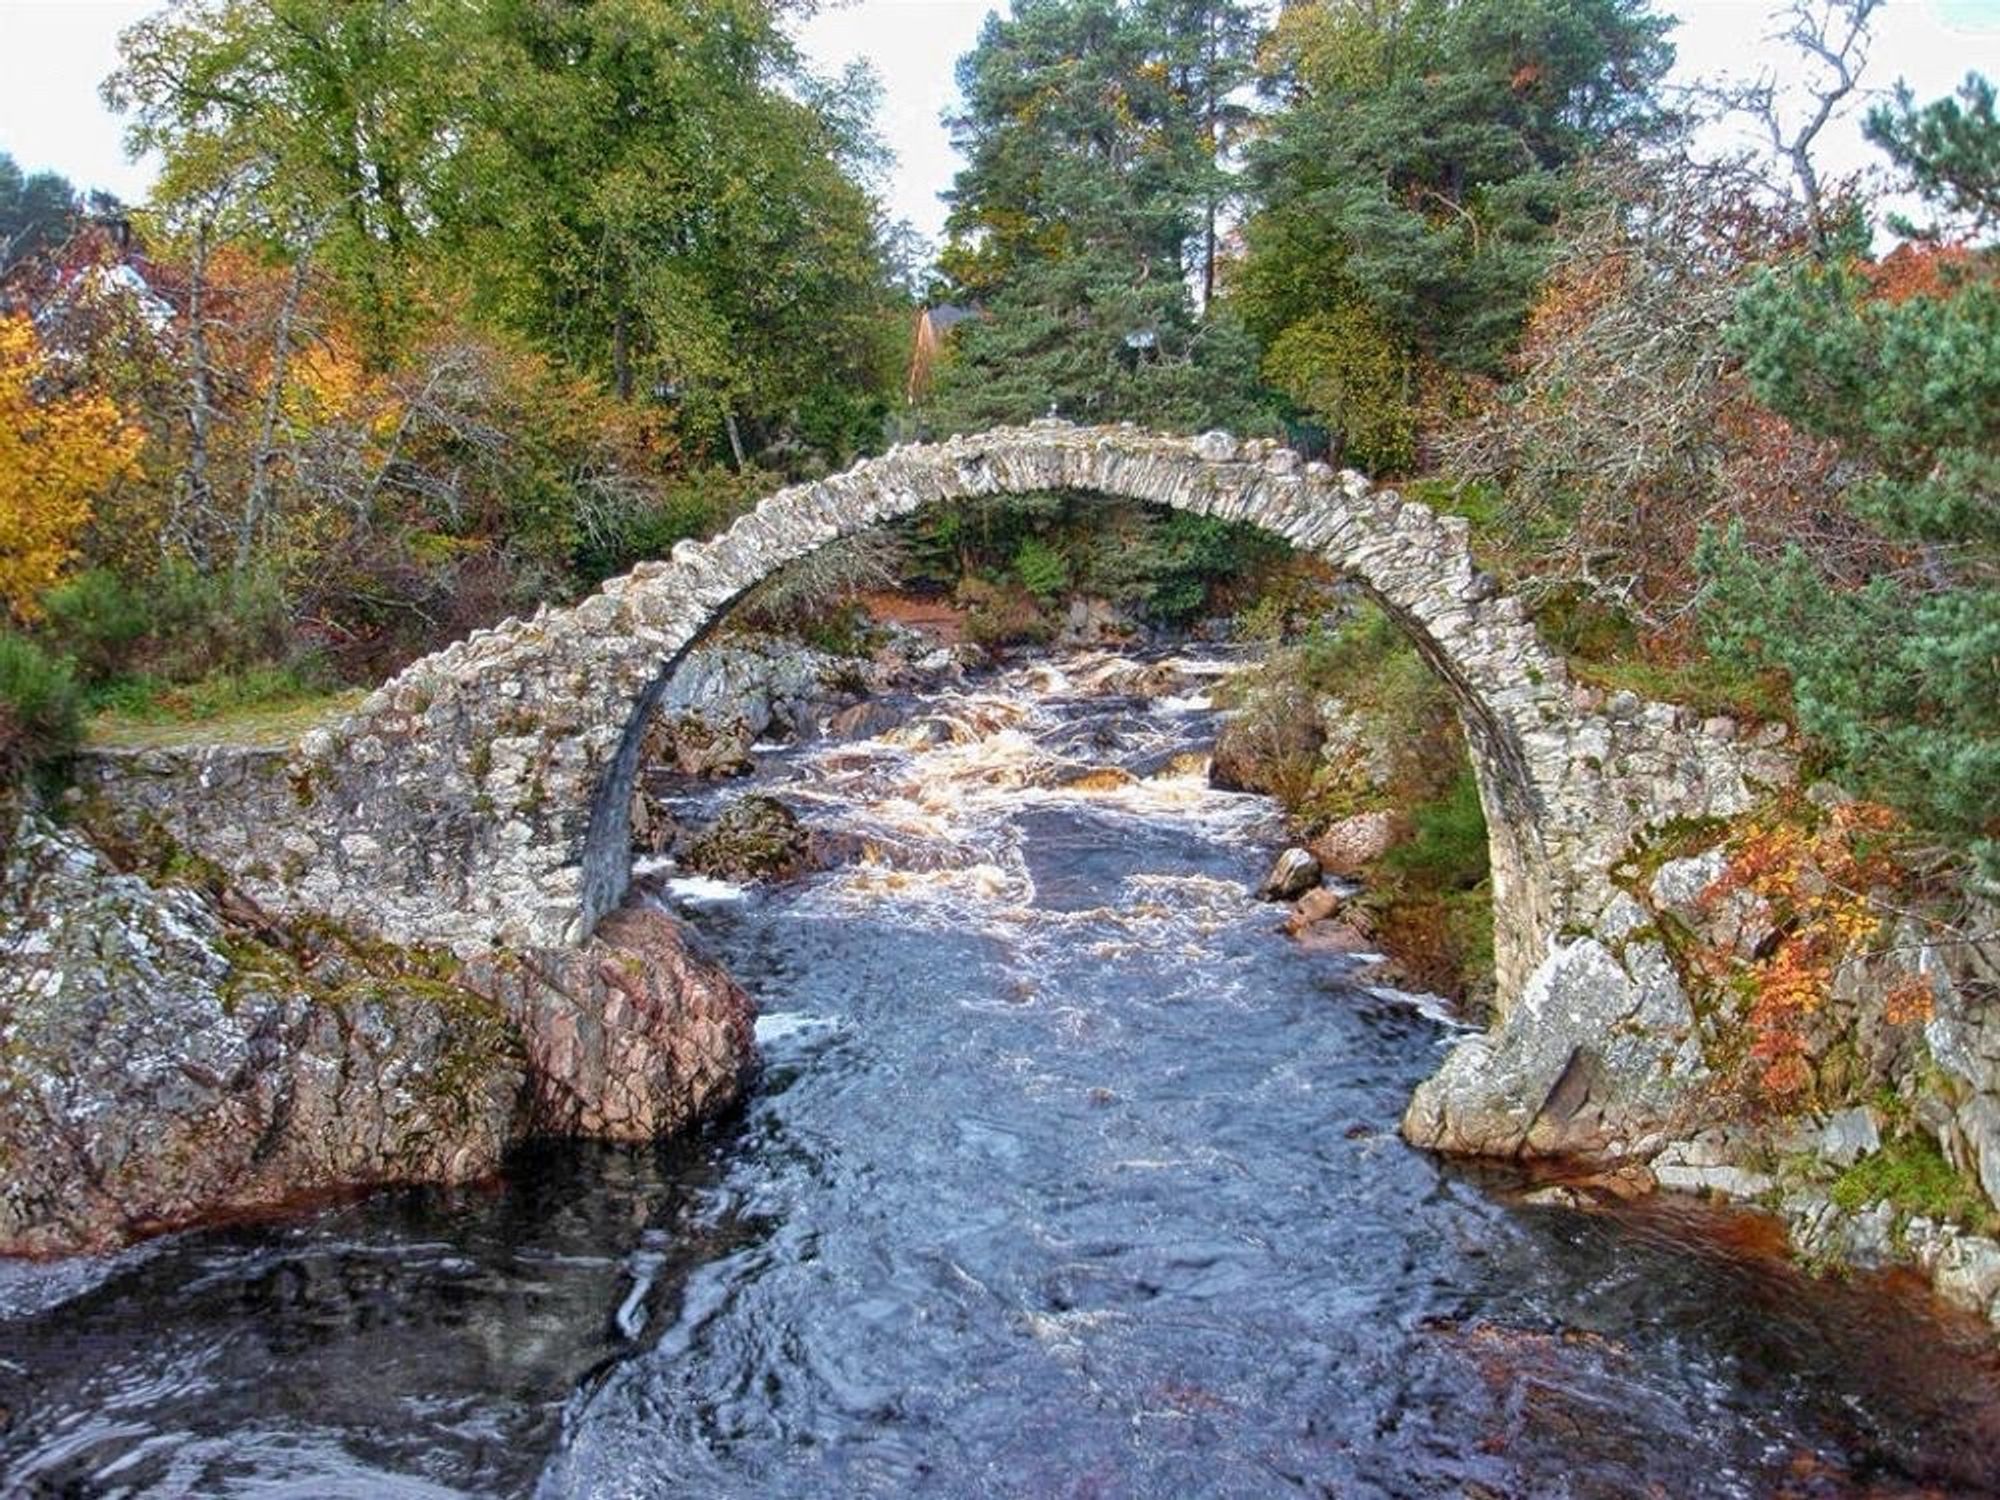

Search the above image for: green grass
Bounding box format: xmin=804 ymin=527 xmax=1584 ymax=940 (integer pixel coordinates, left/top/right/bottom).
xmin=1569 ymin=653 xmax=1793 ymax=723
xmin=1382 ymin=767 xmax=1490 ymax=892
xmin=86 ymin=668 xmax=362 ymax=750
xmin=1830 ymin=1132 xmax=1995 ymax=1231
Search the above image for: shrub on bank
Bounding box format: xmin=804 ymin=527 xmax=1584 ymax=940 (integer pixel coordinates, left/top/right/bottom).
xmin=0 ymin=632 xmax=81 ymax=791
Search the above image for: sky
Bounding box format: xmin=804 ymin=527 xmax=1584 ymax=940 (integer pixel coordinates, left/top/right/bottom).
xmin=1 ymin=0 xmax=1995 ymax=245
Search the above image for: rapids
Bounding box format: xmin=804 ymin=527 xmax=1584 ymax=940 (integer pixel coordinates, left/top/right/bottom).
xmin=2 ymin=648 xmax=1996 ymax=1498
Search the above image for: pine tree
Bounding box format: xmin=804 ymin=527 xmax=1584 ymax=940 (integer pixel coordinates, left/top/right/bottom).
xmin=1701 ymin=75 xmax=1999 ymax=870
xmin=927 ymin=0 xmax=1268 ymax=432
xmin=1235 ymin=0 xmax=1672 ymax=467
xmin=1866 ymin=72 xmax=2000 ymax=242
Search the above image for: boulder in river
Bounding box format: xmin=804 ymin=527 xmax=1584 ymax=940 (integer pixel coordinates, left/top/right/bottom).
xmin=1310 ymin=811 xmax=1406 ymax=877
xmin=1259 ymin=847 xmax=1322 ymax=901
xmin=652 ymin=713 xmax=755 ymax=780
xmin=680 ymin=796 xmax=813 ymax=882
xmin=0 ymin=802 xmax=761 ymax=1257
xmin=825 ymin=699 xmax=911 ymax=742
xmin=1208 ymin=712 xmax=1320 ymax=796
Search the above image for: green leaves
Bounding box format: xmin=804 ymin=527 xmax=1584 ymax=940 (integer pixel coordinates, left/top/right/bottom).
xmin=1705 ymin=105 xmax=1999 ymax=868
xmin=109 ymin=0 xmax=900 ymax=471
xmin=1236 ymin=0 xmax=1669 ymax=465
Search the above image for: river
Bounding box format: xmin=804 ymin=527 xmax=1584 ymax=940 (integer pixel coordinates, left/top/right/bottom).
xmin=3 ymin=648 xmax=1997 ymax=1498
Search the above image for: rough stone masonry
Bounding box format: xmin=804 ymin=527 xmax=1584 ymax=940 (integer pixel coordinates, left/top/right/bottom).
xmin=81 ymin=421 xmax=1794 ymax=1160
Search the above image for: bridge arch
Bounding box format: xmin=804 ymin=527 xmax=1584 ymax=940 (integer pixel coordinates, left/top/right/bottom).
xmin=166 ymin=422 xmax=1767 ymax=1007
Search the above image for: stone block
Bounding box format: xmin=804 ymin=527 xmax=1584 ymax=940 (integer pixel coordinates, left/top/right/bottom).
xmin=1817 ymin=1106 xmax=1882 ymax=1169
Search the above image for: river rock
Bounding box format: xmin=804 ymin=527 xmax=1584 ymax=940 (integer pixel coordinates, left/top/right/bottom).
xmin=1402 ymin=934 xmax=1708 ymax=1160
xmin=1289 ymin=885 xmax=1345 ymax=929
xmin=680 ymin=796 xmax=812 ymax=882
xmin=1817 ymin=1105 xmax=1882 ymax=1169
xmin=826 ymin=699 xmax=911 ymax=742
xmin=1060 ymin=597 xmax=1136 ymax=645
xmin=1523 ymin=1185 xmax=1587 ymax=1209
xmin=0 ymin=812 xmax=523 ymax=1256
xmin=1260 ymin=847 xmax=1322 ymax=901
xmin=1310 ymin=811 xmax=1404 ymax=876
xmin=1208 ymin=710 xmax=1321 ymax=796
xmin=1651 ymin=1139 xmax=1774 ymax=1201
xmin=653 ymin=712 xmax=755 ymax=779
xmin=1932 ymin=1235 xmax=2000 ymax=1315
xmin=1961 ymin=1094 xmax=2000 ymax=1213
xmin=658 ymin=634 xmax=845 ymax=744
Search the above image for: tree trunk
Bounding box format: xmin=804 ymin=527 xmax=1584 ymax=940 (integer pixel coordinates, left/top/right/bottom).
xmin=1201 ymin=8 xmax=1220 ymax=311
xmin=237 ymin=245 xmax=314 ymax=579
xmin=179 ymin=217 xmax=218 ymax=572
xmin=612 ymin=304 xmax=633 ymax=401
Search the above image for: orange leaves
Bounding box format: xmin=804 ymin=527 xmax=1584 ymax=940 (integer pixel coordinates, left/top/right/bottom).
xmin=0 ymin=316 xmax=142 ymax=622
xmin=1707 ymin=800 xmax=1907 ymax=1102
xmin=1881 ymin=975 xmax=1935 ymax=1027
xmin=1859 ymin=242 xmax=1990 ymax=305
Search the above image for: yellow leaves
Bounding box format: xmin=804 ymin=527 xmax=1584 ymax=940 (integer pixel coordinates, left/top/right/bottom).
xmin=0 ymin=316 xmax=142 ymax=623
xmin=1262 ymin=301 xmax=1414 ymax=472
xmin=1706 ymin=798 xmax=1908 ymax=1102
xmin=288 ymin=328 xmax=380 ymax=430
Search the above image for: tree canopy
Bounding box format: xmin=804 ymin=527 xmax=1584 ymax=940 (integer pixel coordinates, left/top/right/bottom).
xmin=925 ymin=0 xmax=1269 ymax=432
xmin=1235 ymin=0 xmax=1673 ymax=466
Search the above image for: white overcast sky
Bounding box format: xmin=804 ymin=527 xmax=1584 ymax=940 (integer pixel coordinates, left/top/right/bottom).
xmin=1 ymin=0 xmax=1995 ymax=243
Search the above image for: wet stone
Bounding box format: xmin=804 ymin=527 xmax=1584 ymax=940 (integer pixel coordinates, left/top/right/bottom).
xmin=1259 ymin=847 xmax=1322 ymax=901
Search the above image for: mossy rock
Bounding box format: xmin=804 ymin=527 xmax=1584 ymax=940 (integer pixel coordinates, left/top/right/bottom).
xmin=680 ymin=795 xmax=813 ymax=882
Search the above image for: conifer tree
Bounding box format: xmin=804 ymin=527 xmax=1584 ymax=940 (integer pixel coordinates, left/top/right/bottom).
xmin=927 ymin=0 xmax=1268 ymax=432
xmin=1701 ymin=75 xmax=1999 ymax=870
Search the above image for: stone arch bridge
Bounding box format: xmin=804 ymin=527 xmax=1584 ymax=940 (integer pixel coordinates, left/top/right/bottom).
xmin=97 ymin=422 xmax=1779 ymax=1008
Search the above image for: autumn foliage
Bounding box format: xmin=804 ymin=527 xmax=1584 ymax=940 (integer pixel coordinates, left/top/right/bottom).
xmin=0 ymin=315 xmax=140 ymax=622
xmin=1702 ymin=800 xmax=1920 ymax=1102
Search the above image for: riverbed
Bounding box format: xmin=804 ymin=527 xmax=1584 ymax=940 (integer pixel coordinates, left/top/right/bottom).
xmin=2 ymin=649 xmax=1996 ymax=1497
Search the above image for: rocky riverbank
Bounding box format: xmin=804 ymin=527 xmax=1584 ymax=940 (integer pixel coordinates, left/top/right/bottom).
xmin=0 ymin=806 xmax=523 ymax=1254
xmin=0 ymin=620 xmax=980 ymax=1258
xmin=0 ymin=796 xmax=757 ymax=1256
xmin=1206 ymin=610 xmax=2000 ymax=1332
xmin=1392 ymin=816 xmax=2000 ymax=1329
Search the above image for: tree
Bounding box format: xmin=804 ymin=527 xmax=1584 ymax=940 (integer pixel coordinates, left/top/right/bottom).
xmin=1698 ymin=0 xmax=1883 ymax=249
xmin=1439 ymin=151 xmax=1833 ymax=626
xmin=1142 ymin=0 xmax=1265 ymax=307
xmin=1867 ymin=72 xmax=2000 ymax=243
xmin=1700 ymin=82 xmax=1999 ymax=869
xmin=1236 ymin=0 xmax=1672 ymax=467
xmin=106 ymin=0 xmax=902 ymax=479
xmin=107 ymin=0 xmax=449 ymax=363
xmin=0 ymin=155 xmax=78 ymax=278
xmin=0 ymin=317 xmax=142 ymax=621
xmin=927 ymin=0 xmax=1268 ymax=431
xmin=438 ymin=0 xmax=897 ymax=466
